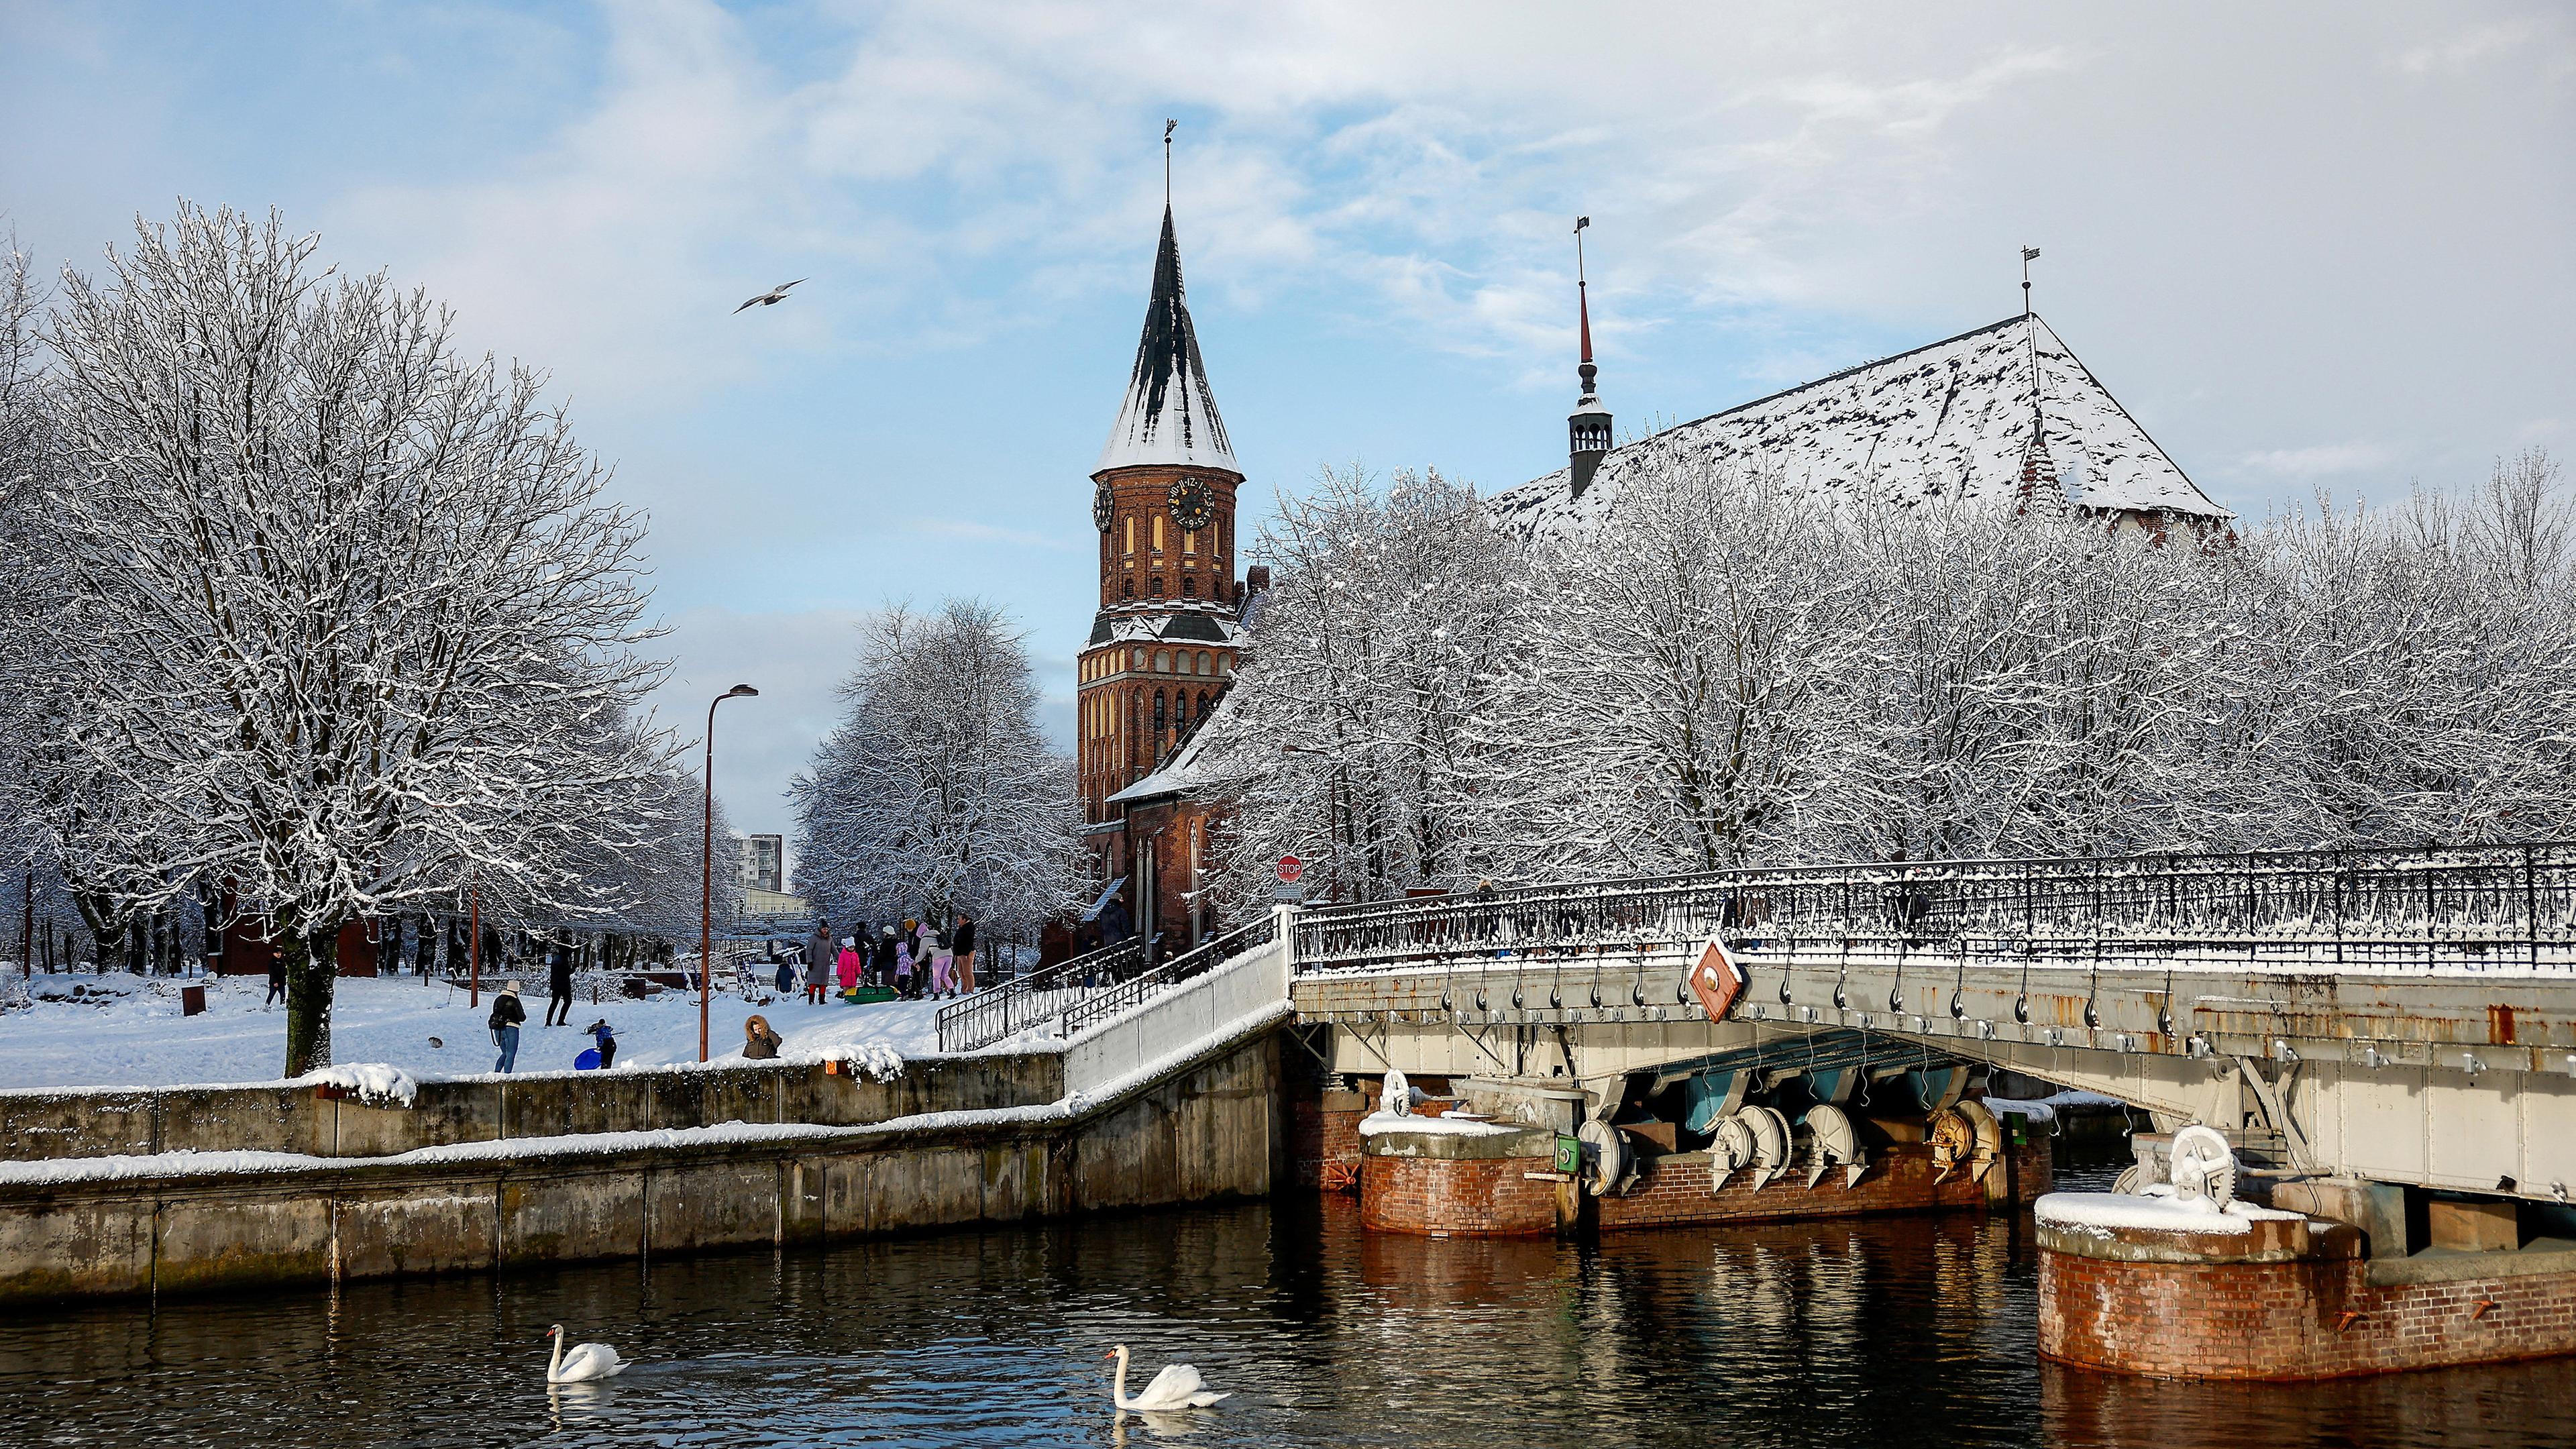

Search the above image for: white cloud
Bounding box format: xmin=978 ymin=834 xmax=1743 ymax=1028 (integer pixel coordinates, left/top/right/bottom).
xmin=2237 ymin=443 xmax=2397 ymax=479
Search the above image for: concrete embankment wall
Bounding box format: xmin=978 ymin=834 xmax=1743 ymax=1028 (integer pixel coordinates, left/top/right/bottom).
xmin=0 ymin=1055 xmax=1065 ymax=1163
xmin=0 ymin=1028 xmax=1282 ymax=1306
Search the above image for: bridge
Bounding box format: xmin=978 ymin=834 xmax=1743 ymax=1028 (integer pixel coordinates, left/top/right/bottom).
xmin=1277 ymin=843 xmax=2576 ymax=1204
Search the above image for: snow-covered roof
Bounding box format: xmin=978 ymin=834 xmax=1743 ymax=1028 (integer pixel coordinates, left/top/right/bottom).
xmin=1108 ymin=685 xmax=1259 ymax=806
xmin=1095 ymin=206 xmax=1238 ymax=476
xmin=1488 ymin=314 xmax=2229 ymax=541
xmin=1085 ymin=603 xmax=1247 ymax=650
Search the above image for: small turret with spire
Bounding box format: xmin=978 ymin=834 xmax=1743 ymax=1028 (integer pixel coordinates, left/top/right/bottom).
xmin=1567 ymin=216 xmax=1612 ymax=498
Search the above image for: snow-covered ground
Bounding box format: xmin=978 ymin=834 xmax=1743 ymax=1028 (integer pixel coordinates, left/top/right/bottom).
xmin=0 ymin=972 xmax=971 ymax=1092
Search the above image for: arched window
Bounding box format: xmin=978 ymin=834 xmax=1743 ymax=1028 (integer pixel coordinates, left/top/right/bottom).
xmin=1175 ymin=692 xmax=1190 ymax=729
xmin=1151 ymin=516 xmax=1165 ymax=552
xmin=1152 ymin=649 xmax=1169 ymax=672
xmin=1124 ymin=517 xmax=1134 ymax=556
xmin=1197 ymin=651 xmax=1212 ymax=675
xmin=1154 ymin=690 xmax=1167 ymax=733
xmin=1197 ymin=690 xmax=1210 ymax=718
xmin=1131 ymin=647 xmax=1144 ymax=669
xmin=1181 ymin=574 xmax=1196 ymax=598
xmin=1183 ymin=529 xmax=1196 ymax=555
xmin=1122 ymin=578 xmax=1134 ymax=600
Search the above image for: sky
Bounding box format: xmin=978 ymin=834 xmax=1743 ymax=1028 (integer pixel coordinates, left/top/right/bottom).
xmin=5 ymin=1 xmax=2571 ymax=857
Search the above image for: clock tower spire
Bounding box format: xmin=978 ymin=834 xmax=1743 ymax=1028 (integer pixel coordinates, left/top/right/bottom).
xmin=1076 ymin=139 xmax=1250 ymax=876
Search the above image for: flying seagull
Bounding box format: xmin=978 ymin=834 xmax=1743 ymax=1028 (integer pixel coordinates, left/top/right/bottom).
xmin=733 ymin=278 xmax=806 ymax=313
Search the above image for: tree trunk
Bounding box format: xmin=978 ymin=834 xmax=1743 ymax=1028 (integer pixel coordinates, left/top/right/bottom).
xmin=282 ymin=922 xmax=339 ymax=1077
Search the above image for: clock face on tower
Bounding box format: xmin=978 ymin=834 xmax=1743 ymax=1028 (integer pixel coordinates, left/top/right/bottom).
xmin=1092 ymin=480 xmax=1115 ymax=533
xmin=1168 ymin=476 xmax=1217 ymax=532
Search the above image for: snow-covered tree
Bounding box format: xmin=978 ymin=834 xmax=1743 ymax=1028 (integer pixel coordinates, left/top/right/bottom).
xmin=1200 ymin=445 xmax=2575 ymax=894
xmin=1205 ymin=467 xmax=1530 ymax=909
xmin=1487 ymin=458 xmax=1874 ymax=876
xmin=791 ymin=599 xmax=1079 ymax=939
xmin=35 ymin=205 xmax=673 ymax=1073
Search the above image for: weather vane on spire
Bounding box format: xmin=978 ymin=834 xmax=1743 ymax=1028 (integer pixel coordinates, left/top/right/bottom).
xmin=2021 ymin=245 xmax=2041 ymax=318
xmin=1165 ymin=118 xmax=1177 ymax=204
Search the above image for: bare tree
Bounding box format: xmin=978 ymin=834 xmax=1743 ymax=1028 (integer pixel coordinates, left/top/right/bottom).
xmin=37 ymin=204 xmax=672 ymax=1073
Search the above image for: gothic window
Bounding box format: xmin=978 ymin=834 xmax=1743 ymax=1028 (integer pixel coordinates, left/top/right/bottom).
xmin=1196 ymin=690 xmax=1210 ymax=718
xmin=1122 ymin=578 xmax=1134 ymax=600
xmin=1132 ymin=647 xmax=1144 ymax=669
xmin=1175 ymin=693 xmax=1189 ymax=728
xmin=1124 ymin=517 xmax=1135 ymax=555
xmin=1183 ymin=529 xmax=1195 ymax=555
xmin=1153 ymin=649 xmax=1169 ymax=672
xmin=1154 ymin=690 xmax=1167 ymax=733
xmin=1152 ymin=516 xmax=1165 ymax=552
xmin=1150 ymin=576 xmax=1164 ymax=596
xmin=1181 ymin=574 xmax=1196 ymax=598
xmin=1197 ymin=651 xmax=1212 ymax=675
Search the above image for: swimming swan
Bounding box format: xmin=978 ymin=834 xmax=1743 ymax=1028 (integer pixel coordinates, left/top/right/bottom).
xmin=545 ymin=1324 xmax=627 ymax=1383
xmin=1104 ymin=1344 xmax=1229 ymax=1409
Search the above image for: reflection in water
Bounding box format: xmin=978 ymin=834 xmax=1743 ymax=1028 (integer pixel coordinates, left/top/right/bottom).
xmin=1 ymin=1188 xmax=2570 ymax=1448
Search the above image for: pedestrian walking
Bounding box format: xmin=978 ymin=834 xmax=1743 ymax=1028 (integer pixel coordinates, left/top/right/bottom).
xmin=952 ymin=911 xmax=978 ymax=994
xmin=806 ymin=918 xmax=834 ymax=987
xmin=489 ymin=981 xmax=527 ymax=1073
xmin=263 ymin=948 xmax=287 ymax=1008
xmin=545 ymin=942 xmax=575 ymax=1027
xmin=741 ymin=1014 xmax=782 ymax=1060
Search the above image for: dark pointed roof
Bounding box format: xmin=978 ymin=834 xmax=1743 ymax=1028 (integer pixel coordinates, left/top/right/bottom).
xmin=1097 ymin=207 xmax=1238 ymax=475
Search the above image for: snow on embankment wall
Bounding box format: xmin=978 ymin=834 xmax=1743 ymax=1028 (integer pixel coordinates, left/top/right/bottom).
xmin=0 ymin=1052 xmax=1066 ymax=1164
xmin=0 ymin=1012 xmax=1291 ymax=1304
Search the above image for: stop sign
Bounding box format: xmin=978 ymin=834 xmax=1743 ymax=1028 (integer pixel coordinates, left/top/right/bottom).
xmin=1277 ymin=855 xmax=1305 ymax=884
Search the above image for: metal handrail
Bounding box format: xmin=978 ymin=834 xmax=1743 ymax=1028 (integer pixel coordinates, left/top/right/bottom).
xmin=1053 ymin=914 xmax=1280 ymax=1041
xmin=935 ymin=938 xmax=1145 ymax=1053
xmin=1290 ymin=841 xmax=2576 ymax=977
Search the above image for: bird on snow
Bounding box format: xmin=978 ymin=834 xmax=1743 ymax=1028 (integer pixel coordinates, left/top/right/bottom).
xmin=733 ymin=278 xmax=806 ymax=313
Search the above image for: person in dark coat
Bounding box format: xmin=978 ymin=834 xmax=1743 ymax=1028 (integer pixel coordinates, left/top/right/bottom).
xmin=952 ymin=912 xmax=978 ymax=994
xmin=545 ymin=943 xmax=575 ymax=1027
xmin=489 ymin=981 xmax=527 ymax=1072
xmin=871 ymin=926 xmax=899 ymax=991
xmin=264 ymin=949 xmax=286 ymax=1008
xmin=741 ymin=1014 xmax=782 ymax=1060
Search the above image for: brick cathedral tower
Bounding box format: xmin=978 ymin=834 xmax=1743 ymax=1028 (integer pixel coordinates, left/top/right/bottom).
xmin=1074 ymin=195 xmax=1252 ymax=913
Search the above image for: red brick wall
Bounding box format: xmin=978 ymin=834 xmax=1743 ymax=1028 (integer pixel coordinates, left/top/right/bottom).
xmin=1361 ymin=1154 xmax=1560 ymax=1236
xmin=1594 ymin=1140 xmax=2051 ymax=1231
xmin=2041 ymin=1250 xmax=2576 ymax=1379
xmin=1287 ymin=1100 xmax=1368 ymax=1191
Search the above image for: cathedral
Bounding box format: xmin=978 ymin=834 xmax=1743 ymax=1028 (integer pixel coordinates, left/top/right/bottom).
xmin=1073 ymin=201 xmax=1260 ymax=954
xmin=1069 ymin=199 xmax=2234 ymax=953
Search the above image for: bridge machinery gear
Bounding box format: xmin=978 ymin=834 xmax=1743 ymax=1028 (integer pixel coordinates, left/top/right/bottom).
xmin=1803 ymin=1103 xmax=1868 ymax=1189
xmin=1929 ymin=1099 xmax=2004 ymax=1185
xmin=2167 ymin=1122 xmax=2239 ymax=1208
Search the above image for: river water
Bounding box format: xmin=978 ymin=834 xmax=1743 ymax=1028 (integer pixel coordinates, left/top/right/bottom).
xmin=5 ymin=1175 xmax=2571 ymax=1448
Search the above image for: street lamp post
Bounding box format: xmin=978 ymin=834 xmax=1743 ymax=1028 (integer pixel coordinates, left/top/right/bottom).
xmin=701 ymin=684 xmax=760 ymax=1063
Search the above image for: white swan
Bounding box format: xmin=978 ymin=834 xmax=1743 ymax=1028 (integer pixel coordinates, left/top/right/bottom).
xmin=1105 ymin=1344 xmax=1229 ymax=1409
xmin=545 ymin=1324 xmax=627 ymax=1383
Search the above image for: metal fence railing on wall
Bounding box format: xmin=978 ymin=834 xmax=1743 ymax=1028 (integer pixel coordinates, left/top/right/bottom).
xmin=1287 ymin=841 xmax=2576 ymax=979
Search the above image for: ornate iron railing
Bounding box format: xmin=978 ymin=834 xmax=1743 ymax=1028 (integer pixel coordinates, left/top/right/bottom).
xmin=1053 ymin=914 xmax=1281 ymax=1042
xmin=1290 ymin=842 xmax=2576 ymax=979
xmin=934 ymin=939 xmax=1146 ymax=1053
